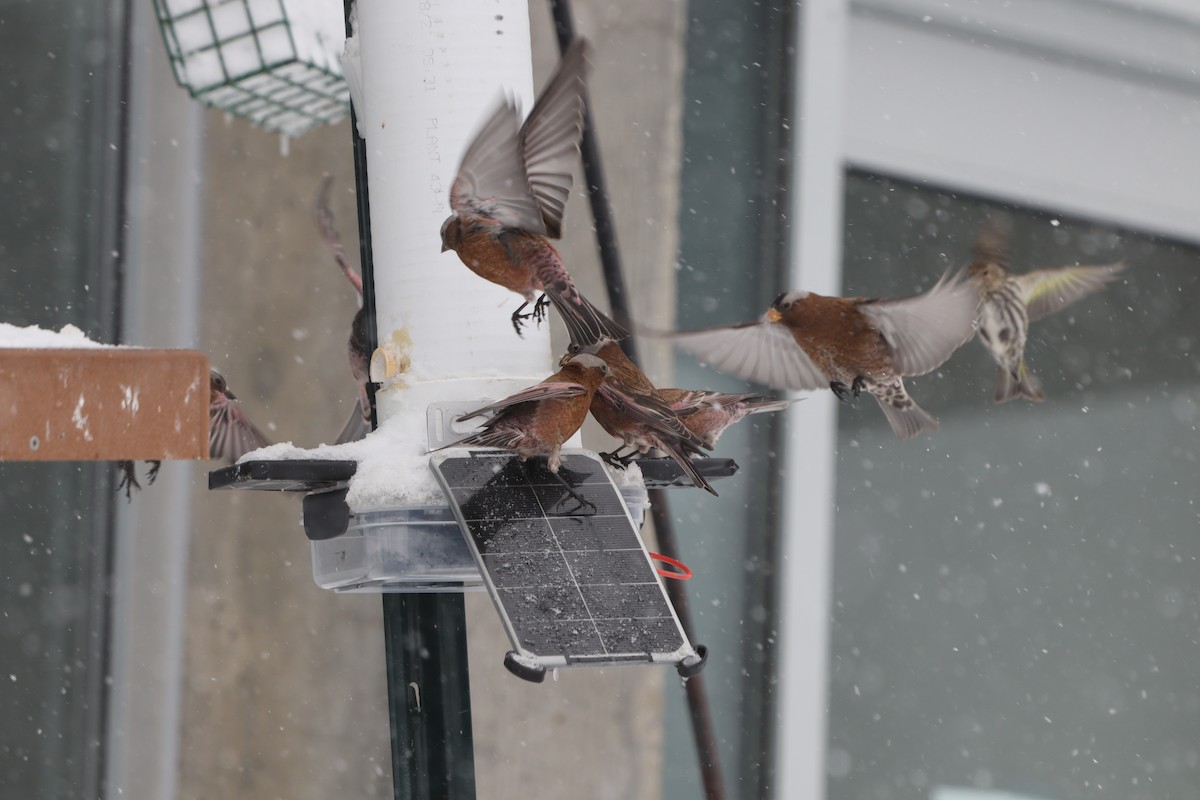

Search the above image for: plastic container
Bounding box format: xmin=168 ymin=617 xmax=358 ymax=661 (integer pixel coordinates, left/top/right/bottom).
xmin=311 ymin=506 xmax=483 ymax=593
xmin=311 ymin=483 xmax=652 ymax=593
xmin=619 ymin=480 xmax=651 ymax=529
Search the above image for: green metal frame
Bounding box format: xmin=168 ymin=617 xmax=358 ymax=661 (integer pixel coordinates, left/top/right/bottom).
xmin=151 ymin=0 xmax=348 ymax=136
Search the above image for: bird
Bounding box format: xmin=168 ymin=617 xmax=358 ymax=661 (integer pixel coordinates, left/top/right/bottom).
xmin=314 ymin=176 xmax=373 ymax=443
xmin=439 ymin=37 xmax=629 ymax=348
xmin=117 ymin=369 xmax=271 ymax=499
xmin=658 ymin=389 xmax=796 ymax=449
xmin=566 ymin=340 xmax=717 ymax=495
xmin=969 ymin=216 xmax=1127 ymax=403
xmin=670 ymin=271 xmax=980 ymax=440
xmin=207 ymin=368 xmax=272 ymax=462
xmin=436 ymin=353 xmax=610 ymax=475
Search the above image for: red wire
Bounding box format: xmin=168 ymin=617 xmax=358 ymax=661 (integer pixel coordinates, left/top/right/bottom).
xmin=649 ymin=551 xmax=693 ymax=580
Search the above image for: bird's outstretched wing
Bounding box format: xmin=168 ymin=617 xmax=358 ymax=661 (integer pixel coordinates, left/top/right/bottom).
xmin=449 ymin=38 xmax=588 ymax=237
xmin=519 ymin=38 xmax=588 ymax=239
xmin=671 ymin=319 xmax=828 ymax=391
xmin=1018 ymin=262 xmax=1126 ymax=322
xmin=450 ymin=101 xmax=544 ymax=231
xmin=862 ymin=271 xmax=980 ymax=376
xmin=971 ymin=213 xmax=1014 ymax=270
xmin=209 ymin=394 xmax=272 ymax=463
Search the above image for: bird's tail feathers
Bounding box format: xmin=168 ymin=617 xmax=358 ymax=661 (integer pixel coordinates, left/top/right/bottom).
xmin=993 ymin=361 xmax=1044 ymax=403
xmin=657 ymin=439 xmax=718 ymax=496
xmin=544 ymin=288 xmax=630 ymax=349
xmin=873 ymin=395 xmax=939 ymax=441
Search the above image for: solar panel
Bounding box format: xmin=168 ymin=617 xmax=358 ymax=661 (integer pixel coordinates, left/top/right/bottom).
xmin=430 ymin=450 xmax=707 ymax=683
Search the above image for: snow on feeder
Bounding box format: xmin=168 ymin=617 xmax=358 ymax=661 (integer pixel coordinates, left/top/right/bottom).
xmin=152 ymin=0 xmax=348 ymax=138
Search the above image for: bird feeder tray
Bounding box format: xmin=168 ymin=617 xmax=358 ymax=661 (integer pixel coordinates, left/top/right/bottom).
xmin=208 ymin=455 xmax=736 ymax=595
xmin=0 ymin=348 xmax=210 ymax=461
xmin=152 ymin=0 xmax=348 ymax=138
xmin=209 ymin=456 xmax=739 ymax=494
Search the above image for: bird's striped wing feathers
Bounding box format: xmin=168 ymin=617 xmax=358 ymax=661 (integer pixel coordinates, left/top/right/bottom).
xmin=863 ymin=271 xmax=980 ymax=376
xmin=450 ymin=100 xmax=546 ymax=233
xmin=672 ymin=321 xmax=828 ymax=391
xmin=1018 ymin=262 xmax=1126 ymax=322
xmin=596 ymin=382 xmax=695 ymax=444
xmin=457 ymin=382 xmax=587 ymax=421
xmin=519 ymin=38 xmax=588 ymax=239
xmin=210 ymin=396 xmax=272 ymax=463
xmin=450 ymin=39 xmax=589 ymax=237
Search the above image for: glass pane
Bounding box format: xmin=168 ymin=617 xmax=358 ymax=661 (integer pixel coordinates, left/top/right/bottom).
xmin=0 ymin=1 xmax=124 ymax=796
xmin=669 ymin=1 xmax=793 ymax=797
xmin=829 ymin=170 xmax=1199 ymax=800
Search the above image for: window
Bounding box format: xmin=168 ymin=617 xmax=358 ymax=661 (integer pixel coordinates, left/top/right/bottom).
xmin=0 ymin=1 xmax=128 ymax=796
xmin=776 ymin=1 xmax=1200 ymax=798
xmin=831 ymin=172 xmax=1199 ymax=800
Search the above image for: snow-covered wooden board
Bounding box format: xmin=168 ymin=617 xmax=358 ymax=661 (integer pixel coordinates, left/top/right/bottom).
xmin=0 ymin=348 xmax=209 ymax=461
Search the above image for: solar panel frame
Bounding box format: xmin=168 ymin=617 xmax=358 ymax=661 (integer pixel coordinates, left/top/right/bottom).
xmin=430 ymin=449 xmax=703 ymax=680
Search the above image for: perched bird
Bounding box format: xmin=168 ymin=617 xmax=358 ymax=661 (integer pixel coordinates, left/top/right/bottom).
xmin=314 ymin=176 xmax=373 ymax=443
xmin=969 ymin=216 xmax=1127 ymax=403
xmin=117 ymin=369 xmax=271 ymax=499
xmin=440 ymin=37 xmax=629 ymax=348
xmin=671 ymin=272 xmax=980 ymax=440
xmin=567 ymin=340 xmax=717 ymax=495
xmin=658 ymin=389 xmax=796 ymax=449
xmin=437 ymin=353 xmax=609 ymax=475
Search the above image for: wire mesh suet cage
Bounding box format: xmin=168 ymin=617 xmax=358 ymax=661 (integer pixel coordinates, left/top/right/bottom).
xmin=153 ymin=0 xmax=348 ymax=138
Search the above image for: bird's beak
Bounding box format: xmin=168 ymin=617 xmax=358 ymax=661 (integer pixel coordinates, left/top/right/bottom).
xmin=765 ymin=307 xmax=783 ymax=323
xmin=440 ymin=242 xmax=450 ymax=253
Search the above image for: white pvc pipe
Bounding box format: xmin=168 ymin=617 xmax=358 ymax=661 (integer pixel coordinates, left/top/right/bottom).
xmin=356 ymin=0 xmax=552 ymax=434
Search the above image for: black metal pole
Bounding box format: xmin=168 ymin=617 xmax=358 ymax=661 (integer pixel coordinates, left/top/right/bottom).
xmin=344 ymin=4 xmax=476 ymax=798
xmin=383 ymin=594 xmax=477 ymax=799
xmin=548 ymin=4 xmax=727 ymax=798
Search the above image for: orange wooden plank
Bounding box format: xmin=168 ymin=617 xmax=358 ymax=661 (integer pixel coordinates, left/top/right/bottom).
xmin=0 ymin=349 xmax=209 ymax=461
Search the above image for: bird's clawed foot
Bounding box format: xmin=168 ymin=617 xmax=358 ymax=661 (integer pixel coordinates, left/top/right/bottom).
xmin=511 ymin=295 xmax=552 ymax=337
xmin=831 ymin=378 xmax=867 ymax=402
xmin=551 ymin=468 xmax=597 ymax=516
xmin=600 ymin=446 xmax=637 ymax=469
xmin=146 ymin=460 xmax=162 ymax=486
xmin=511 ymin=304 xmax=529 ymax=337
xmin=117 ymin=460 xmax=142 ymax=501
xmin=532 ymin=293 xmax=550 ymax=326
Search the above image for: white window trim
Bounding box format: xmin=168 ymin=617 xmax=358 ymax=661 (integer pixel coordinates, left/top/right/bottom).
xmin=845 ymin=0 xmax=1200 ymax=245
xmin=776 ymin=1 xmax=1200 ymax=798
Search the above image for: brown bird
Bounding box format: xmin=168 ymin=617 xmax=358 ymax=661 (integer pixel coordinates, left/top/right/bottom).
xmin=567 ymin=340 xmax=717 ymax=495
xmin=671 ymin=272 xmax=980 ymax=440
xmin=437 ymin=353 xmax=609 ymax=474
xmin=970 ymin=216 xmax=1127 ymax=403
xmin=658 ymin=389 xmax=796 ymax=449
xmin=117 ymin=369 xmax=271 ymax=499
xmin=439 ymin=37 xmax=629 ymax=348
xmin=314 ymin=176 xmax=372 ymax=442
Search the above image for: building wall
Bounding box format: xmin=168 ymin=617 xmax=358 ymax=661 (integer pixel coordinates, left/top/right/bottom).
xmin=173 ymin=1 xmax=688 ymax=799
